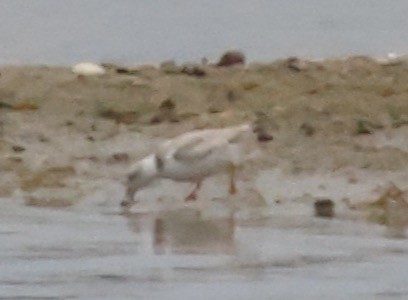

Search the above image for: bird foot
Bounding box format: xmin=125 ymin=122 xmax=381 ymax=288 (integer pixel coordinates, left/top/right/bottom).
xmin=184 ymin=193 xmax=198 ymax=201
xmin=229 ymin=186 xmax=237 ymax=195
xmin=120 ymin=198 xmax=136 ymax=208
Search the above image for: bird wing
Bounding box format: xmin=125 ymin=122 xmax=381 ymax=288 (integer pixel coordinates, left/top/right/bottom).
xmin=172 ymin=135 xmax=216 ymax=162
xmin=171 ymin=124 xmax=250 ymax=162
xmin=221 ymin=124 xmax=251 ymax=144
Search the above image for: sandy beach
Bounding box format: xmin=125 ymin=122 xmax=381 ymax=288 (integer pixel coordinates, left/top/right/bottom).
xmin=1 ymin=56 xmax=408 ymax=197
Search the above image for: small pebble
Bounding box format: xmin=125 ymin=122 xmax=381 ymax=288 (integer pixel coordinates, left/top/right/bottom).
xmin=181 ymin=64 xmax=206 ymax=77
xmin=300 ymin=123 xmax=315 ymax=136
xmin=107 ymin=153 xmax=129 ymax=164
xmin=355 ymin=120 xmax=380 ymax=135
xmin=226 ymin=90 xmax=236 ymax=102
xmin=72 ymin=62 xmax=106 ymax=76
xmin=38 ymin=135 xmax=49 ymax=143
xmin=314 ymin=199 xmax=335 ymax=218
xmin=356 ymin=120 xmax=372 ymax=135
xmin=257 ymin=132 xmax=274 ymax=142
xmin=286 ymin=57 xmax=302 ymax=72
xmin=12 ymin=145 xmax=25 ymax=152
xmin=160 ymin=60 xmax=181 ymax=74
xmin=150 ymin=98 xmax=179 ymax=124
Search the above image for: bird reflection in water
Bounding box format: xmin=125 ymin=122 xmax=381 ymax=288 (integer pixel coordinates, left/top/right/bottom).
xmin=123 ymin=208 xmax=235 ymax=255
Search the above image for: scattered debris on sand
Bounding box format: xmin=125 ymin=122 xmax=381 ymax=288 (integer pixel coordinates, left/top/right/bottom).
xmin=0 ymin=53 xmax=407 ymax=215
xmin=346 ymin=183 xmax=408 ymax=235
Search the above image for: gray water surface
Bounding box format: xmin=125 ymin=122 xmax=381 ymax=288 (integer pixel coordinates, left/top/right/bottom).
xmin=1 ymin=190 xmax=408 ymax=300
xmin=1 ymin=0 xmax=408 ymax=65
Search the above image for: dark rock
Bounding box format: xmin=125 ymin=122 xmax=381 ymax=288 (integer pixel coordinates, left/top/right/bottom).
xmin=150 ymin=115 xmax=164 ymax=124
xmin=12 ymin=145 xmax=26 ymax=152
xmin=38 ymin=135 xmax=49 ymax=143
xmin=150 ymin=98 xmax=179 ymax=124
xmin=0 ymin=101 xmax=13 ymax=109
xmin=356 ymin=120 xmax=372 ymax=135
xmin=181 ymin=64 xmax=206 ymax=77
xmin=97 ymin=108 xmax=138 ymax=124
xmin=217 ymin=51 xmax=245 ymax=67
xmin=107 ymin=152 xmax=129 ymax=164
xmin=159 ymin=98 xmax=176 ymax=111
xmin=226 ymin=90 xmax=236 ymax=102
xmin=314 ymin=199 xmax=335 ymax=218
xmin=286 ymin=57 xmax=302 ymax=72
xmin=300 ymin=123 xmax=315 ymax=136
xmin=207 ymin=105 xmax=224 ymax=114
xmin=115 ymin=112 xmax=139 ymax=124
xmin=253 ymin=111 xmax=275 ymax=142
xmin=355 ymin=120 xmax=382 ymax=135
xmin=116 ymin=68 xmax=139 ymax=75
xmin=102 ymin=63 xmax=139 ymax=75
xmin=169 ymin=117 xmax=180 ymax=123
xmin=160 ymin=60 xmax=181 ymax=74
xmin=257 ymin=132 xmax=274 ymax=142
xmin=285 ymin=57 xmax=308 ymax=72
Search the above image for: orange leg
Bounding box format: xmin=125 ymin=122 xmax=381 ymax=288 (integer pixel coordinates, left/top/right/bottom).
xmin=185 ymin=180 xmax=203 ymax=201
xmin=121 ymin=184 xmax=138 ymax=207
xmin=228 ymin=164 xmax=237 ymax=195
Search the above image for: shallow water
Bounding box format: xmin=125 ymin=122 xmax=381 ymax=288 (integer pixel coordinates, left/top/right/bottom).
xmin=1 ymin=171 xmax=408 ymax=300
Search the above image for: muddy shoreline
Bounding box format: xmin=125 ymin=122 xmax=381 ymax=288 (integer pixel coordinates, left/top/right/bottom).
xmin=0 ymin=55 xmax=407 ymax=208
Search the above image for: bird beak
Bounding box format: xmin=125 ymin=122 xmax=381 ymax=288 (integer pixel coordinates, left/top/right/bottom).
xmin=120 ymin=199 xmax=131 ymax=207
xmin=120 ymin=196 xmax=136 ymax=208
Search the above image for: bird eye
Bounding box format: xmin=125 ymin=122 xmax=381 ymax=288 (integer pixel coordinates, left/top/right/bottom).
xmin=127 ymin=171 xmax=139 ymax=181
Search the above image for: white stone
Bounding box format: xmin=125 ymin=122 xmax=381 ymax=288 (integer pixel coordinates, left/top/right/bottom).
xmin=72 ymin=62 xmax=106 ymax=76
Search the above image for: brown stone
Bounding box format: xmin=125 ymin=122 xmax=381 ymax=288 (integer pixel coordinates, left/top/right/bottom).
xmin=314 ymin=199 xmax=335 ymax=218
xmin=217 ymin=51 xmax=245 ymax=67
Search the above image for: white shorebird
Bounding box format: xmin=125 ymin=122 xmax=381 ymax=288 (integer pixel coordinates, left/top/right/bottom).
xmin=121 ymin=123 xmax=260 ymax=207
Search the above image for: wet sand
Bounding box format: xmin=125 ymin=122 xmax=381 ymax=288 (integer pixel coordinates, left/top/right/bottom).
xmin=0 ymin=56 xmax=408 ymax=299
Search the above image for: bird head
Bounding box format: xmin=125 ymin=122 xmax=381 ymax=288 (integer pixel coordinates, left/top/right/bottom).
xmin=120 ymin=156 xmax=158 ymax=207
